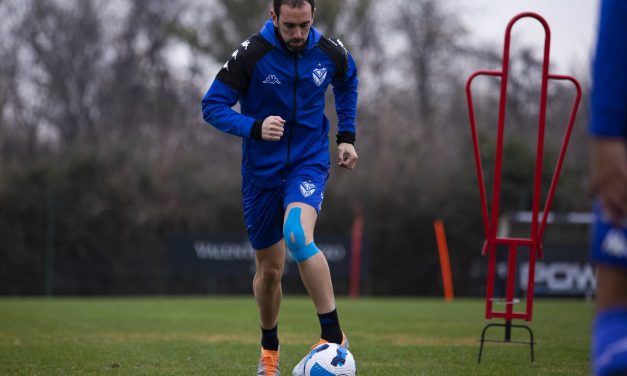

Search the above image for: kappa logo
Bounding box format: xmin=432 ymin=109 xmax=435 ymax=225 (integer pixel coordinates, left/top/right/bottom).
xmin=328 ymin=38 xmax=348 ymax=55
xmin=336 ymin=38 xmax=348 ymax=54
xmin=299 ymin=181 xmax=316 ymax=198
xmin=313 ymin=65 xmax=327 ymax=87
xmin=222 ymin=49 xmax=239 ymax=71
xmin=263 ymin=74 xmax=281 ymax=85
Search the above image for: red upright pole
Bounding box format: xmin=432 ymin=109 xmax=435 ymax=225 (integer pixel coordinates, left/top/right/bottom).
xmin=349 ymin=207 xmax=363 ymax=299
xmin=466 ymin=13 xmax=581 ymax=362
xmin=466 ymin=12 xmax=580 ymax=322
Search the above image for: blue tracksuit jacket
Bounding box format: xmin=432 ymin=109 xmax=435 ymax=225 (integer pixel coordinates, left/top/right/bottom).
xmin=202 ymin=20 xmax=358 ymax=188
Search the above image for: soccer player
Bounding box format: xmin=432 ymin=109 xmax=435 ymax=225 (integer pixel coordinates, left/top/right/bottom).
xmin=589 ymin=0 xmax=627 ymax=375
xmin=201 ymin=0 xmax=358 ymax=375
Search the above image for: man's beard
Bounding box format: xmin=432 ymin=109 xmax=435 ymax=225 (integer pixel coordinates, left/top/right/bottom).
xmin=274 ymin=27 xmax=307 ymax=53
xmin=285 ymin=38 xmax=306 ymax=52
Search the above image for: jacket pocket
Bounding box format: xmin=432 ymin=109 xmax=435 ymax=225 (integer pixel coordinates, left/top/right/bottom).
xmin=248 ymin=138 xmax=285 ymax=171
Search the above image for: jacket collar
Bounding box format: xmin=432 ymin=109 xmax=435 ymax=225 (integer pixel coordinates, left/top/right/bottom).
xmin=259 ymin=19 xmax=321 ymax=53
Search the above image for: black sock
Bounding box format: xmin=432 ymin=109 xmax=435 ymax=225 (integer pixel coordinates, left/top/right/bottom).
xmin=261 ymin=324 xmax=279 ymax=351
xmin=318 ymin=309 xmax=342 ymax=344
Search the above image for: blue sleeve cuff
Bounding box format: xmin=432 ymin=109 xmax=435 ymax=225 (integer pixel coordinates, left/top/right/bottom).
xmin=590 ymin=105 xmax=627 ymax=138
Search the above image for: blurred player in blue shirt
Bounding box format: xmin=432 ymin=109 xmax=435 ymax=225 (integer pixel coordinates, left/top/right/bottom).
xmin=589 ymin=0 xmax=627 ymax=375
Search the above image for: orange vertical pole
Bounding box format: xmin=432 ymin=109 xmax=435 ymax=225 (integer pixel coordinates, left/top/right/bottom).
xmin=434 ymin=220 xmax=454 ymax=301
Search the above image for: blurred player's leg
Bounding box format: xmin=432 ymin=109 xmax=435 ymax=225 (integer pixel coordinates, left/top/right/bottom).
xmin=596 ymin=265 xmax=627 ymax=312
xmin=588 ymin=0 xmax=627 ymax=371
xmin=590 ymin=204 xmax=627 ymax=376
xmin=593 ymin=265 xmax=627 ymax=376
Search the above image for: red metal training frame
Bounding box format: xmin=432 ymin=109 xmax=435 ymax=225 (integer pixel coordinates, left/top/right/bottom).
xmin=465 ymin=12 xmax=581 ymax=362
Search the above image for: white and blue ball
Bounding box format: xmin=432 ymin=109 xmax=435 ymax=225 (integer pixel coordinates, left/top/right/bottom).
xmin=304 ymin=343 xmax=356 ymax=376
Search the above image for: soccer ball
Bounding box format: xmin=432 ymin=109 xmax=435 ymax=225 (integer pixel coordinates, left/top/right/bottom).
xmin=304 ymin=343 xmax=357 ymax=376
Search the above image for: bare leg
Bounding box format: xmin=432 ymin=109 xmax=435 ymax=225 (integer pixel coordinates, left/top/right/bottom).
xmin=285 ymin=203 xmax=335 ymax=314
xmin=253 ymin=240 xmax=286 ymax=329
xmin=596 ymin=265 xmax=627 ymax=312
xmin=298 ymin=253 xmax=335 ymax=313
xmin=287 ymin=202 xmax=345 ymax=376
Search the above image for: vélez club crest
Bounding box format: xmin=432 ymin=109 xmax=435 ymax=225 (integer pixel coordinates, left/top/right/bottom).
xmin=300 ymin=181 xmax=316 ymax=197
xmin=312 ymin=67 xmax=327 ymax=87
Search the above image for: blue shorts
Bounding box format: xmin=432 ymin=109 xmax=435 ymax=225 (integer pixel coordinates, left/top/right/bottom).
xmin=242 ymin=166 xmax=329 ymax=250
xmin=591 ymin=201 xmax=627 ymax=269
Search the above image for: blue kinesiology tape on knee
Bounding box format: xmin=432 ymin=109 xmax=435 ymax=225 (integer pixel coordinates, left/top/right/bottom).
xmin=284 ymin=207 xmax=320 ymax=263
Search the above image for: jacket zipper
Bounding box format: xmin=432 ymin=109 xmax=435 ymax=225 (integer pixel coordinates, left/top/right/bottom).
xmin=286 ymin=54 xmax=299 ymax=169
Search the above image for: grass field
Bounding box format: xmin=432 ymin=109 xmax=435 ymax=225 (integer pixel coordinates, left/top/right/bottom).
xmin=0 ymin=297 xmax=593 ymax=375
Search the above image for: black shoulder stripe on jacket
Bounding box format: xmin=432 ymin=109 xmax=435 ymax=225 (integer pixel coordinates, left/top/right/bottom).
xmin=216 ymin=34 xmax=273 ymax=93
xmin=317 ymin=36 xmax=349 ymax=80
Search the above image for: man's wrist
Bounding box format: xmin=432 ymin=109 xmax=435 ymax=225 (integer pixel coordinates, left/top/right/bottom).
xmin=336 ymin=131 xmax=355 ymax=145
xmin=250 ymin=120 xmax=263 ymax=140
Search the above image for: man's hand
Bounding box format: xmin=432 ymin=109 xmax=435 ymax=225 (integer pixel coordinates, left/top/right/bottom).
xmin=261 ymin=116 xmax=285 ymax=141
xmin=336 ymin=143 xmax=358 ymax=170
xmin=591 ymin=138 xmax=627 ymax=225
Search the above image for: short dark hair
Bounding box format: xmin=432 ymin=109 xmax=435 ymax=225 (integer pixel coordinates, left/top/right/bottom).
xmin=273 ymin=0 xmax=315 ymax=17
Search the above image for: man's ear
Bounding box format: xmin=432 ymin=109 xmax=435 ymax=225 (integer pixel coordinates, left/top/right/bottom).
xmin=270 ymin=9 xmax=278 ymax=27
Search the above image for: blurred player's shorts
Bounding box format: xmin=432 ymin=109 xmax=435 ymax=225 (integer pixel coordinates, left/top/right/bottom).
xmin=591 ymin=201 xmax=627 ymax=268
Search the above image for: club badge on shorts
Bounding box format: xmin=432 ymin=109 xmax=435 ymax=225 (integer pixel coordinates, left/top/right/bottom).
xmin=300 ymin=181 xmax=316 ymax=198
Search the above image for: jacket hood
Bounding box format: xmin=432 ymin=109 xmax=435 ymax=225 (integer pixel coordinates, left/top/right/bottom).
xmin=259 ymin=19 xmax=321 ymax=52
